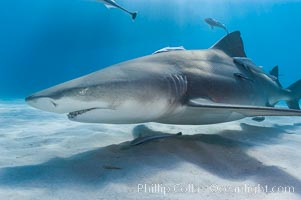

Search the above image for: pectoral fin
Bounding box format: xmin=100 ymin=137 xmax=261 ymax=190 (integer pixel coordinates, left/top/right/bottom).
xmin=188 ymin=98 xmax=301 ymax=117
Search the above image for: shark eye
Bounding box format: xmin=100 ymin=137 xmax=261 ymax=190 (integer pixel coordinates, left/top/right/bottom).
xmin=79 ymin=88 xmax=89 ymax=96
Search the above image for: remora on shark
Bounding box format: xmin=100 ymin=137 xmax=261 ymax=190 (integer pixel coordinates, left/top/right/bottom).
xmin=26 ymin=31 xmax=301 ymax=125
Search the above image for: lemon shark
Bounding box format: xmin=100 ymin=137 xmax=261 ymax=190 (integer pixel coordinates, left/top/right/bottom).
xmin=26 ymin=31 xmax=301 ymax=125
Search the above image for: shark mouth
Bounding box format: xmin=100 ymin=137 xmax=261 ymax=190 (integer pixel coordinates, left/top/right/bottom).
xmin=67 ymin=108 xmax=98 ymax=119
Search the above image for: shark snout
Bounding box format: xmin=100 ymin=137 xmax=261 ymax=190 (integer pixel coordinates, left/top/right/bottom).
xmin=25 ymin=88 xmax=104 ymax=114
xmin=25 ymin=95 xmax=60 ymax=113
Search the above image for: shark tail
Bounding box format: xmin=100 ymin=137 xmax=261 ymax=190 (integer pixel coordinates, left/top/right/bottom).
xmin=131 ymin=12 xmax=137 ymax=20
xmin=286 ymin=80 xmax=301 ymax=110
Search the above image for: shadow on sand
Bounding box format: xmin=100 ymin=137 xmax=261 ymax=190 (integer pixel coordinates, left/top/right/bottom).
xmin=0 ymin=122 xmax=300 ymax=194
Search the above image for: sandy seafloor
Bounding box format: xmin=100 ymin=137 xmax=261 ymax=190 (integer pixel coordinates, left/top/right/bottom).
xmin=0 ymin=100 xmax=301 ymax=200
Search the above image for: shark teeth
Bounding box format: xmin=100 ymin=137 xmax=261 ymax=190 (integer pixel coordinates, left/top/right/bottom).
xmin=67 ymin=108 xmax=96 ymax=119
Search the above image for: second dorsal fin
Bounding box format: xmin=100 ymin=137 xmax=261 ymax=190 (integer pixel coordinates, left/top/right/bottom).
xmin=269 ymin=65 xmax=282 ymax=87
xmin=211 ymin=31 xmax=247 ymax=57
xmin=270 ymin=65 xmax=279 ymax=78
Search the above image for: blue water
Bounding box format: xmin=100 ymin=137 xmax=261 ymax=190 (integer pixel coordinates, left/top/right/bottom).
xmin=0 ymin=0 xmax=301 ymax=98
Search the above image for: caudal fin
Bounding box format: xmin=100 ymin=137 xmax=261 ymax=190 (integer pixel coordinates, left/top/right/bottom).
xmin=131 ymin=12 xmax=137 ymax=20
xmin=286 ymin=80 xmax=301 ymax=110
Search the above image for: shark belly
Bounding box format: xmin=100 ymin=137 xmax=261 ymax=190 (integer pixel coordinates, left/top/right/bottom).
xmin=156 ymin=106 xmax=245 ymax=125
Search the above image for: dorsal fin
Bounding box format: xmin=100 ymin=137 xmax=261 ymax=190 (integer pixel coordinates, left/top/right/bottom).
xmin=270 ymin=65 xmax=279 ymax=78
xmin=211 ymin=31 xmax=246 ymax=57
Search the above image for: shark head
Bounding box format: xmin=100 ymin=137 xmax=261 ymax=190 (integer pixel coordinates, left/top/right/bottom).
xmin=25 ymin=73 xmax=114 ymax=115
xmin=25 ymin=63 xmax=175 ymax=124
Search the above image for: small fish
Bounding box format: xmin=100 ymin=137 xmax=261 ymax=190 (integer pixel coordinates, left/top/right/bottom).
xmin=204 ymin=18 xmax=228 ymax=34
xmin=103 ymin=165 xmax=122 ymax=170
xmin=97 ymin=0 xmax=137 ymax=20
xmin=234 ymin=57 xmax=278 ymax=82
xmin=233 ymin=57 xmax=263 ymax=73
xmin=233 ymin=73 xmax=254 ymax=82
xmin=252 ymin=116 xmax=265 ymax=122
xmin=152 ymin=46 xmax=186 ymax=54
